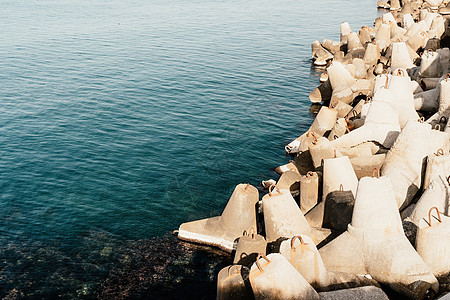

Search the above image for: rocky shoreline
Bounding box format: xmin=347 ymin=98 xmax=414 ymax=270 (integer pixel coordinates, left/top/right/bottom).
xmin=176 ymin=0 xmax=450 ymax=299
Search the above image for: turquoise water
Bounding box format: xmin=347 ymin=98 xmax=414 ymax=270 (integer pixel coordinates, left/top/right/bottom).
xmin=0 ymin=0 xmax=379 ymax=297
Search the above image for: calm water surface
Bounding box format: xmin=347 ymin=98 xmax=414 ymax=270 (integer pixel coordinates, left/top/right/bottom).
xmin=0 ymin=0 xmax=378 ymax=297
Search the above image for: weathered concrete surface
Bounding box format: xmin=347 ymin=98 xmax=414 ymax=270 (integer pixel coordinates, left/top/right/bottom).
xmin=318 ymin=286 xmax=389 ymax=300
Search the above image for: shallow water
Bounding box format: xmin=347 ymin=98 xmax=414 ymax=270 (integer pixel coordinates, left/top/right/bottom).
xmin=0 ymin=0 xmax=379 ymax=297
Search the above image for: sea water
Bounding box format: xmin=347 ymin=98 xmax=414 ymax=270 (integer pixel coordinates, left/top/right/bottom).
xmin=0 ymin=0 xmax=379 ymax=297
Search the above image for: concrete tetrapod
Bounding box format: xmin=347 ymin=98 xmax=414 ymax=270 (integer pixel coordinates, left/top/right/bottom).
xmin=285 ymin=131 xmax=319 ymax=156
xmin=390 ymin=22 xmax=407 ymax=42
xmin=217 ymin=265 xmax=253 ymax=300
xmin=275 ymin=151 xmax=315 ymax=176
xmin=400 ymin=1 xmax=415 ymax=16
xmin=350 ymin=153 xmax=386 ymax=179
xmin=333 ymin=51 xmax=352 ymax=65
xmin=403 ymin=13 xmax=415 ymax=29
xmin=439 ymin=1 xmax=450 ymax=15
xmin=344 ymin=63 xmax=356 ymax=77
xmin=311 ymin=40 xmax=333 ymax=66
xmin=373 ymin=72 xmax=390 ymax=92
xmin=261 ymin=179 xmax=276 ymax=189
xmin=425 ymin=12 xmax=440 ymax=29
xmin=350 ymin=58 xmax=368 ymax=80
xmin=381 ymin=119 xmax=449 ymax=210
xmin=262 ymin=186 xmax=330 ymax=244
xmin=274 ymin=160 xmax=299 ymax=175
xmin=425 ymin=38 xmax=441 ymax=52
xmin=407 ymin=31 xmax=429 ymax=53
xmin=430 ymin=14 xmax=445 ymax=40
xmin=345 ymin=99 xmax=365 ymax=121
xmin=412 ymin=80 xmax=424 ymax=94
xmin=390 ymin=0 xmax=401 ymax=10
xmin=419 ymin=50 xmax=443 ymax=79
xmin=438 ymin=74 xmax=450 ymax=114
xmin=437 ymin=48 xmax=450 ymax=74
xmin=359 ymin=26 xmax=372 ymax=46
xmin=327 ymin=61 xmax=357 ymax=94
xmin=424 ymin=11 xmax=437 ymax=29
xmin=308 ymin=106 xmax=338 ymax=137
xmin=377 ymin=1 xmax=390 ymax=10
xmin=363 ymin=43 xmax=381 ymax=68
xmin=305 ymin=201 xmax=326 ymax=229
xmin=309 ymin=137 xmax=383 ymax=171
xmin=408 ymin=43 xmax=421 ymax=62
xmin=350 ymin=79 xmax=373 ymax=99
xmin=276 ymin=170 xmax=301 ymax=196
xmin=305 ymin=166 xmax=356 ymax=231
xmin=419 ymin=9 xmax=429 ymax=23
xmin=319 ymin=286 xmax=389 ymax=300
xmin=382 ymin=12 xmax=396 ymax=24
xmin=416 ymin=207 xmax=450 ymax=278
xmin=405 ymin=22 xmax=422 ymax=40
xmin=322 ymin=185 xmax=355 ymax=231
xmin=422 ymin=77 xmax=440 ymax=90
xmin=309 ymin=79 xmax=332 ymax=103
xmin=178 ymin=183 xmax=259 ymax=252
xmin=322 ymin=39 xmax=341 ymax=55
xmin=375 ymin=23 xmax=391 ymax=51
xmin=319 ymin=71 xmax=328 ymax=83
xmin=233 ymin=227 xmax=267 ymax=266
xmin=337 ymin=141 xmax=386 ymax=158
xmin=404 ymin=175 xmax=450 ymax=233
xmin=328 ymin=117 xmax=348 ymax=141
xmin=308 ymin=137 xmax=334 ymax=169
xmin=426 ymin=74 xmax=450 ymax=124
xmin=279 ymin=235 xmax=378 ymax=292
xmin=329 ymin=99 xmax=401 ymax=150
xmin=423 ymin=149 xmax=450 ymax=190
xmin=387 ymin=69 xmax=420 ymax=129
xmin=347 ymin=32 xmax=364 ymax=52
xmin=299 ymin=171 xmax=319 ymax=215
xmin=330 ymin=86 xmax=353 ymax=106
xmin=322 ymin=156 xmax=358 ymax=203
xmin=419 ymin=16 xmax=431 ymax=31
xmin=414 ymin=87 xmax=440 ymax=112
xmin=391 ymin=42 xmax=415 ymax=71
xmin=340 ymin=22 xmax=352 ymax=43
xmin=425 ymin=0 xmax=444 ymax=10
xmin=331 ymin=101 xmax=352 ymax=119
xmin=349 ymin=47 xmax=365 ymax=62
xmin=249 ymin=253 xmax=319 ymax=300
xmin=319 ymin=176 xmax=439 ymax=299
xmin=285 ymin=106 xmax=337 ymax=154
xmin=279 ymin=235 xmax=328 ymax=289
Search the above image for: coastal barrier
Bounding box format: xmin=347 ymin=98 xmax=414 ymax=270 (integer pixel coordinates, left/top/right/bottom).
xmin=178 ymin=0 xmax=450 ymax=298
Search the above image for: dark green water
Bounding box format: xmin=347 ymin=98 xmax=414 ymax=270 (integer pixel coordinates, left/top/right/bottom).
xmin=0 ymin=0 xmax=379 ymax=297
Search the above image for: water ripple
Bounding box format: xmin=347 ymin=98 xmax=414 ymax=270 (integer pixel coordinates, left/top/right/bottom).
xmin=0 ymin=0 xmax=380 ymax=297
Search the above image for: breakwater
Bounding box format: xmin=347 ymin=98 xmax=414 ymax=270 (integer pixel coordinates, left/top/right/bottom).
xmin=177 ymin=0 xmax=450 ymax=299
